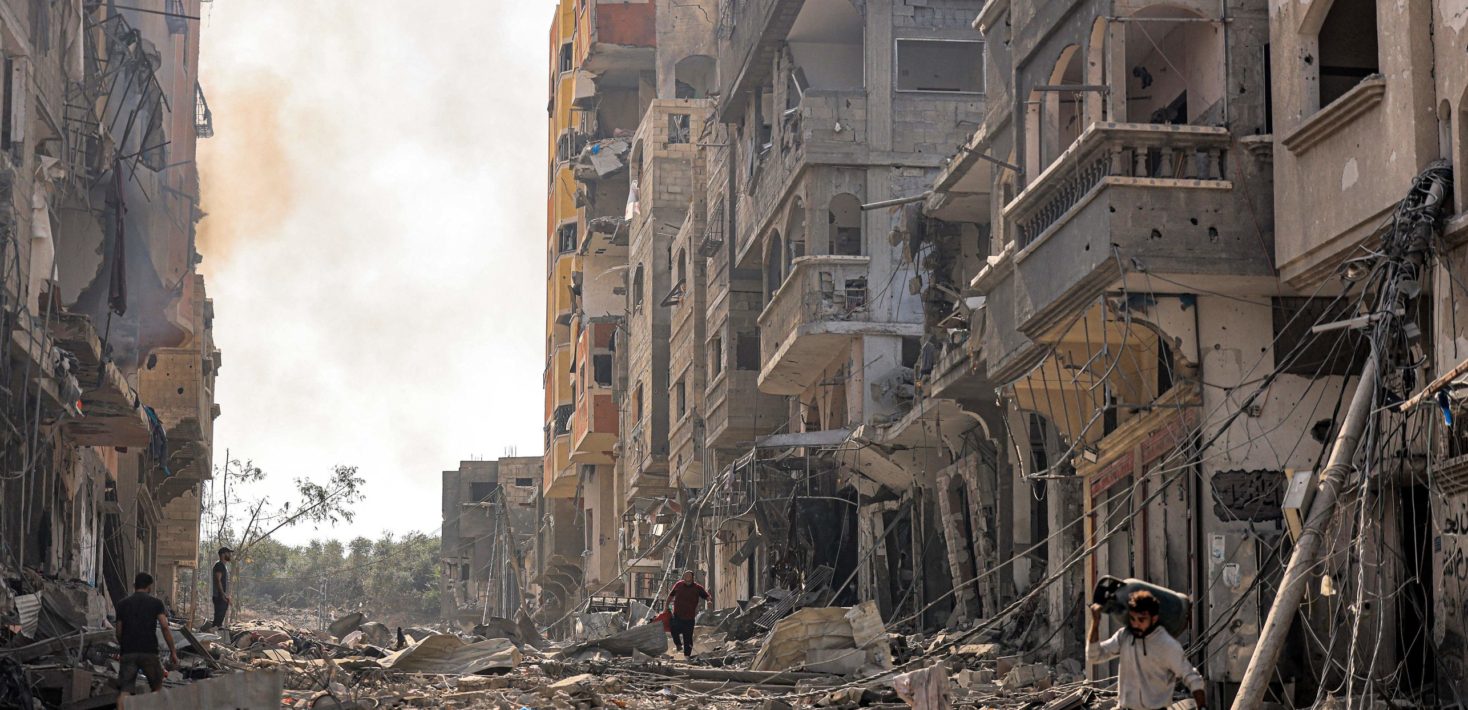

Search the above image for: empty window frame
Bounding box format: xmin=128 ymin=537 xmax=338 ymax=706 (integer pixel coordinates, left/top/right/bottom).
xmin=559 ymin=42 xmax=574 ymax=73
xmin=675 ymin=379 xmax=687 ymax=418
xmin=710 ymin=335 xmax=724 ymax=376
xmin=896 ymin=39 xmax=984 ymax=94
xmin=668 ymin=113 xmax=691 ymax=144
xmin=469 ymin=482 xmax=499 ymax=502
xmin=735 ymin=330 xmax=760 ymax=371
xmin=1316 ymin=0 xmax=1379 ymax=108
xmin=557 ymin=222 xmax=579 ymax=254
xmin=514 ymin=477 xmax=534 ymax=487
xmin=592 ymin=353 xmax=614 ymax=386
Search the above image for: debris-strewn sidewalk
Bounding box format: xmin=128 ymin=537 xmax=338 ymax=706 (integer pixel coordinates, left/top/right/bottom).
xmin=2 ymin=592 xmax=1192 ymax=709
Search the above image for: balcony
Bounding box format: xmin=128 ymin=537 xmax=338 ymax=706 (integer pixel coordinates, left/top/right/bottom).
xmin=757 ymin=256 xmax=921 ymax=395
xmin=625 ymin=421 xmax=671 ymax=500
xmin=575 ymin=0 xmax=656 ymax=75
xmin=735 ymin=90 xmax=868 ymax=264
xmin=715 ymin=0 xmax=800 ymax=122
xmin=979 ymin=122 xmax=1274 ymax=380
xmin=50 ymin=313 xmax=151 ymax=447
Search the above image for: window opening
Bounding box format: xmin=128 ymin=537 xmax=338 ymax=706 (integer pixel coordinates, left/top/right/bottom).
xmin=592 ymin=354 xmax=613 ymax=386
xmin=896 ymin=39 xmax=983 ymax=93
xmin=1317 ymin=0 xmax=1379 ymax=108
xmin=710 ymin=335 xmax=724 ymax=376
xmin=668 ymin=113 xmax=691 ymax=144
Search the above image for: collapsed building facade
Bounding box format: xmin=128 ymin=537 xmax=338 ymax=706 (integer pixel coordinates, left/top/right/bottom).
xmin=0 ymin=0 xmax=220 ymax=619
xmin=533 ymin=0 xmax=1468 ymax=705
xmin=439 ymin=457 xmax=540 ymax=627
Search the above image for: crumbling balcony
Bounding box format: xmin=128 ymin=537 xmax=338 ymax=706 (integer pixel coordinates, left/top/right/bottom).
xmin=715 ymin=0 xmax=798 ymax=122
xmin=50 ymin=313 xmax=151 ymax=447
xmin=979 ymin=122 xmax=1274 ymax=379
xmin=625 ymin=422 xmax=671 ymax=500
xmin=757 ymin=256 xmax=922 ymax=395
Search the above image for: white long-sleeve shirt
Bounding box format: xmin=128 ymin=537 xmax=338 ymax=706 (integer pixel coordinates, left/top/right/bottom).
xmin=1087 ymin=625 xmax=1205 ymax=710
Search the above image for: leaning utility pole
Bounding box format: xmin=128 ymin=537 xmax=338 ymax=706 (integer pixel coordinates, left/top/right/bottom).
xmin=1233 ymin=162 xmax=1450 ymax=709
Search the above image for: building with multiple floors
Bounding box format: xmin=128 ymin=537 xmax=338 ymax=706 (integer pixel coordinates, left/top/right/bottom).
xmin=529 ymin=1 xmax=1468 ymax=703
xmin=440 ymin=458 xmax=540 ymax=627
xmin=0 ymin=1 xmax=221 ymax=617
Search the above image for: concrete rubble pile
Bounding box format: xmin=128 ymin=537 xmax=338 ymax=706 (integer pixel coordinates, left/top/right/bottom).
xmin=0 ymin=577 xmax=1211 ymax=710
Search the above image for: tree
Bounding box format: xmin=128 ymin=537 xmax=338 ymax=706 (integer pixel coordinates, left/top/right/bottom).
xmin=195 ymin=458 xmax=366 ymax=623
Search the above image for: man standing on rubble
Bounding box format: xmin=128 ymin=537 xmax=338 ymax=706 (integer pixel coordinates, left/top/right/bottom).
xmin=115 ymin=572 xmax=178 ymax=698
xmin=1088 ymin=590 xmax=1206 ymax=710
xmin=666 ymin=570 xmax=711 ymax=659
xmin=205 ymin=546 xmax=232 ymax=631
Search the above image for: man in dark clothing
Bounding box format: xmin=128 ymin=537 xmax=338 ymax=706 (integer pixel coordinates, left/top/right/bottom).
xmin=115 ymin=572 xmax=177 ymax=696
xmin=666 ymin=570 xmax=711 ymax=658
xmin=204 ymin=547 xmax=232 ymax=631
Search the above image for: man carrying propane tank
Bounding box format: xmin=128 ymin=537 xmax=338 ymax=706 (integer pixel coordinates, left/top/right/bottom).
xmin=1087 ymin=577 xmax=1208 ymax=710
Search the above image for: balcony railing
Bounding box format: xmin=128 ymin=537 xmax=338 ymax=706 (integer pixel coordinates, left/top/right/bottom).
xmin=758 ymin=255 xmax=870 ymax=366
xmin=1009 ymin=123 xmax=1231 ymax=249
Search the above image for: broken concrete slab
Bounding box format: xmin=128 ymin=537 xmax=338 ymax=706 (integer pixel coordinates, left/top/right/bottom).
xmin=751 ymin=602 xmax=893 ymax=674
xmin=327 ymin=613 xmax=366 ymax=640
xmin=999 ymin=663 xmax=1051 ymax=690
xmin=124 ymin=669 xmax=283 ymax=710
xmin=378 ymin=635 xmax=520 ymax=676
xmin=892 ymin=663 xmax=950 ymax=710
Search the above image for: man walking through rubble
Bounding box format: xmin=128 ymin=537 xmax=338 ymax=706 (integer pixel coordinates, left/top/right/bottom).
xmin=114 ymin=572 xmax=178 ymax=699
xmin=1087 ymin=590 xmax=1206 ymax=710
xmin=204 ymin=546 xmax=232 ymax=631
xmin=666 ymin=570 xmax=711 ymax=659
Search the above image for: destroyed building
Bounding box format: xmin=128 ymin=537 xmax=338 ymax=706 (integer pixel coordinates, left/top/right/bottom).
xmin=528 ymin=0 xmax=1468 ymax=706
xmin=440 ymin=457 xmax=540 ymax=627
xmin=0 ymin=0 xmax=221 ymax=621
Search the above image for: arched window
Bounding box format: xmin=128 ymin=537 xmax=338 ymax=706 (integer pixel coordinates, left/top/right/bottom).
xmin=675 ymin=55 xmax=716 ymax=99
xmin=765 ymin=232 xmax=784 ymax=303
xmin=828 ymin=194 xmax=862 ymax=255
xmin=785 ymin=198 xmax=806 ymax=262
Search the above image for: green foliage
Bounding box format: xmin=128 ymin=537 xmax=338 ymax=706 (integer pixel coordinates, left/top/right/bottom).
xmin=221 ymin=531 xmax=443 ymax=625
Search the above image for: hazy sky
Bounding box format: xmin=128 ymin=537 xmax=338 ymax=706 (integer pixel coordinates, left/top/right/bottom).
xmin=196 ymin=1 xmax=551 ymax=545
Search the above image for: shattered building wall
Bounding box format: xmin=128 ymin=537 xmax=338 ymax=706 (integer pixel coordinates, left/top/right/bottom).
xmin=0 ymin=0 xmax=220 ymax=622
xmin=440 ymin=458 xmax=541 ymax=627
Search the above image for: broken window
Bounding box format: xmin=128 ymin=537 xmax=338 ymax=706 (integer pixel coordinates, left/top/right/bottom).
xmin=559 ymin=42 xmax=573 ymax=73
xmin=896 ymin=39 xmax=983 ymax=93
xmin=828 ymin=194 xmax=863 ymax=255
xmin=557 ymin=223 xmax=578 ymax=254
xmin=1317 ymin=0 xmax=1379 ymax=108
xmin=634 ymin=383 xmax=645 ymax=422
xmin=514 ymin=477 xmax=534 ymax=487
xmin=735 ymin=331 xmax=760 ymax=371
xmin=668 ymin=113 xmax=691 ymax=144
xmin=710 ymin=335 xmax=724 ymax=376
xmin=592 ymin=354 xmax=613 ymax=387
xmin=675 ymin=379 xmax=687 ymax=418
xmin=469 ymin=482 xmax=499 ymax=502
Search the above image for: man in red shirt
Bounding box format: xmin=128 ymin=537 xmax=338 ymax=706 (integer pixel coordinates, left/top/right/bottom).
xmin=666 ymin=570 xmax=711 ymax=658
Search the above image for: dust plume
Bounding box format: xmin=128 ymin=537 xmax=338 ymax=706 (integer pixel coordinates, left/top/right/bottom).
xmin=196 ymin=72 xmax=297 ymax=270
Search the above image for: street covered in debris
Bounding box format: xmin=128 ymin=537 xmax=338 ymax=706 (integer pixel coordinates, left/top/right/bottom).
xmin=5 ymin=0 xmax=1468 ymax=708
